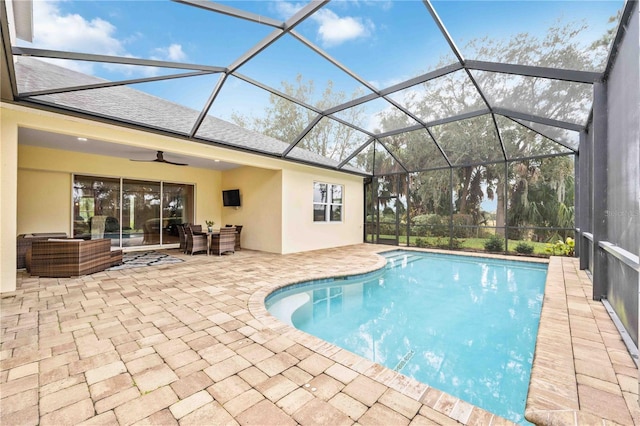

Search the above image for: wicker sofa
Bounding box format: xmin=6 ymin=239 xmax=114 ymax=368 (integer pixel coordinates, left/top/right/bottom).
xmin=27 ymin=238 xmax=123 ymax=277
xmin=17 ymin=232 xmax=68 ymax=269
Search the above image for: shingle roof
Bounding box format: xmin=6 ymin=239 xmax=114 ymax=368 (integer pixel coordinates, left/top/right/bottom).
xmin=15 ymin=57 xmax=362 ymax=172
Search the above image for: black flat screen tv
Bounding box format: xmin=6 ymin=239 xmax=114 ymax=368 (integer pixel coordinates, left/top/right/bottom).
xmin=222 ymin=189 xmax=241 ymax=207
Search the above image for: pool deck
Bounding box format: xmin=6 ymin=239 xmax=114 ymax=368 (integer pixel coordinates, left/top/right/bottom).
xmin=1 ymin=244 xmax=637 ymax=425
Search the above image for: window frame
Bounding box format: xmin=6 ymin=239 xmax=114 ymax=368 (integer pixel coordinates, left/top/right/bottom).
xmin=313 ymin=181 xmax=344 ymax=223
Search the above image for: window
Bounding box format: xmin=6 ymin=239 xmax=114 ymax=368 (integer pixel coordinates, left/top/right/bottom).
xmin=313 ymin=182 xmax=343 ymax=222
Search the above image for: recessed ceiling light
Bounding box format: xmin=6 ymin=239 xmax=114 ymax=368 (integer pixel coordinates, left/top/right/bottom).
xmin=77 ymin=137 xmax=88 ymax=142
xmin=214 ymin=159 xmax=220 ymax=162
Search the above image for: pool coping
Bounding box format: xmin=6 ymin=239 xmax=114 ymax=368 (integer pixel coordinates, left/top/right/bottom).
xmin=248 ymin=247 xmax=638 ymax=425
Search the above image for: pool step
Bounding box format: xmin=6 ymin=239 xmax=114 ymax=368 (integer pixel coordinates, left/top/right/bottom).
xmin=384 ymin=252 xmax=422 ymax=268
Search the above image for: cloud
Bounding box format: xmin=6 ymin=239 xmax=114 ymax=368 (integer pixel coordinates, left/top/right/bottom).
xmin=313 ymin=9 xmax=374 ymax=47
xmin=153 ymin=44 xmax=187 ymax=62
xmin=275 ymin=2 xmax=374 ymax=48
xmin=25 ymin=1 xmax=187 ymax=77
xmin=274 ymin=1 xmax=306 ymax=20
xmin=27 ymin=1 xmax=125 ymax=74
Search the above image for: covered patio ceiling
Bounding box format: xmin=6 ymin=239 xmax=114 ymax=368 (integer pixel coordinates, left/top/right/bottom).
xmin=0 ymin=0 xmax=626 ymax=175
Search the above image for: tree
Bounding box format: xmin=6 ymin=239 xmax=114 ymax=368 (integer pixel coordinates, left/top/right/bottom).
xmin=231 ymin=74 xmax=368 ymax=163
xmin=376 ymin=18 xmax=616 ymax=237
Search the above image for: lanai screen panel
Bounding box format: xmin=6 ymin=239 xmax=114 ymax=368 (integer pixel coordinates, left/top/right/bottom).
xmin=495 ymin=115 xmax=573 ymax=160
xmin=208 ymin=75 xmax=321 ymax=147
xmin=235 ymin=33 xmax=371 ymax=110
xmin=22 ymin=58 xmax=218 ymax=135
xmin=430 ymin=114 xmax=504 ymax=166
xmin=471 ymin=71 xmax=594 ymax=127
xmin=18 ymin=1 xmax=272 ymax=67
xmin=511 ymin=119 xmax=580 ymax=151
xmin=287 ymin=116 xmax=370 ymax=167
xmin=388 ymin=70 xmax=486 ymax=124
xmin=344 ymin=142 xmax=376 ymax=176
xmin=293 ymin=0 xmax=457 ymax=87
xmin=435 ymin=0 xmax=622 ymax=72
xmin=377 ymin=128 xmax=448 ymax=172
xmin=3 ymin=0 xmax=626 ymax=173
xmin=330 ymin=97 xmax=420 ymax=134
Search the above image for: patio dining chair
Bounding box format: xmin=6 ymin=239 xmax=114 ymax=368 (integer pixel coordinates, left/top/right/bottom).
xmin=234 ymin=225 xmax=243 ymax=250
xmin=210 ymin=227 xmax=235 ymax=256
xmin=185 ymin=226 xmax=208 ymax=255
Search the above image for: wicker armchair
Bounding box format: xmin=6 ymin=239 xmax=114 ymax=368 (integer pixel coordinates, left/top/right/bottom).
xmin=177 ymin=224 xmax=187 ymax=253
xmin=211 ymin=227 xmax=235 ymax=256
xmin=185 ymin=226 xmax=208 ymax=255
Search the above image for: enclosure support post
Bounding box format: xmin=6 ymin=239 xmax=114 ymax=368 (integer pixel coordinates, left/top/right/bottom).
xmin=578 ymin=131 xmax=590 ymax=269
xmin=449 ymin=168 xmax=454 ymax=250
xmin=591 ymin=82 xmax=608 ymax=300
xmin=504 ymin=161 xmax=509 ymax=253
xmin=406 ymin=174 xmax=411 ymax=247
xmin=574 ymin=153 xmax=580 ymax=258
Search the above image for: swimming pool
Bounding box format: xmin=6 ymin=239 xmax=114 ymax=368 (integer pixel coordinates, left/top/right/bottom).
xmin=266 ymin=250 xmax=548 ymax=424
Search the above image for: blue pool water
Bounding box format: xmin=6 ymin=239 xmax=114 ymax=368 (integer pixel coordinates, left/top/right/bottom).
xmin=266 ymin=250 xmax=548 ymax=424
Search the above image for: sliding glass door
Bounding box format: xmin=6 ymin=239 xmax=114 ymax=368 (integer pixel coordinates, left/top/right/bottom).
xmin=73 ymin=176 xmax=121 ymax=247
xmin=122 ymin=180 xmax=161 ymax=247
xmin=163 ymin=183 xmax=194 ymax=245
xmin=73 ymin=175 xmax=194 ymax=248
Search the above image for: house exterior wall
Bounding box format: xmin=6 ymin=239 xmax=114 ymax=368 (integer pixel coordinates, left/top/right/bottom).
xmin=1 ymin=104 xmax=366 ymax=292
xmin=281 ymin=167 xmax=364 ymax=254
xmin=221 ymin=166 xmax=283 ymax=253
xmin=17 ymin=144 xmax=221 ymax=236
xmin=17 ymin=167 xmax=72 ymax=235
xmin=0 ymin=108 xmax=19 ymax=293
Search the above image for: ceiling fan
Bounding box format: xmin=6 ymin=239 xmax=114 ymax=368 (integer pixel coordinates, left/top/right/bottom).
xmin=130 ymin=150 xmax=188 ymax=166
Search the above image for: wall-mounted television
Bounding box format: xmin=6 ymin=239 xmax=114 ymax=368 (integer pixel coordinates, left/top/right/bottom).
xmin=222 ymin=189 xmax=241 ymax=207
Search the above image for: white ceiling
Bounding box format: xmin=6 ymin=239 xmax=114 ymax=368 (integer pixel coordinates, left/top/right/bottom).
xmin=18 ymin=127 xmax=240 ymax=171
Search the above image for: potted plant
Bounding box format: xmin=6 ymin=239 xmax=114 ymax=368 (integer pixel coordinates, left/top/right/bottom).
xmin=205 ymin=220 xmax=215 ymax=233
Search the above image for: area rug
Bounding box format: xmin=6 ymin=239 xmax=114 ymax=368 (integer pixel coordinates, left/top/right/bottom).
xmin=109 ymin=250 xmax=184 ymax=271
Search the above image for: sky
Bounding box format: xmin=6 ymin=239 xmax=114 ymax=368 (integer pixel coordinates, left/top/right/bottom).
xmin=10 ymin=0 xmax=623 ymax=129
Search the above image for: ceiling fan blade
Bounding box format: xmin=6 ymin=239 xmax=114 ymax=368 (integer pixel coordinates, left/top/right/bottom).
xmin=160 ymin=159 xmax=188 ymax=166
xmin=129 ymin=150 xmax=188 ymax=166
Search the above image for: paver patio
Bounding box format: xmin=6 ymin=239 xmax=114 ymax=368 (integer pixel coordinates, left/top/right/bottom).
xmin=1 ymin=244 xmax=637 ymax=425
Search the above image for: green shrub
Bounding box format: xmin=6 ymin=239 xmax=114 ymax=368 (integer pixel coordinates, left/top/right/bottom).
xmin=515 ymin=242 xmax=534 ymax=254
xmin=415 ymin=238 xmax=428 ymax=248
xmin=544 ymin=237 xmax=575 ymax=256
xmin=484 ymin=235 xmax=504 ymax=252
xmin=450 ymin=238 xmax=464 ymax=250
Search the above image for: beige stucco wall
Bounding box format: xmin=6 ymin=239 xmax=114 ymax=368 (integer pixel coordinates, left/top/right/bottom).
xmin=17 ymin=144 xmax=221 ymax=235
xmin=281 ymin=167 xmax=363 ymax=254
xmin=1 ymin=104 xmax=365 ymax=292
xmin=221 ymin=167 xmax=283 ymax=253
xmin=0 ymin=107 xmax=19 ymax=293
xmin=17 ymin=168 xmax=72 ymax=235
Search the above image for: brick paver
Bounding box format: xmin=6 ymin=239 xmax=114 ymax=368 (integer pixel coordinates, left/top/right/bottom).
xmin=169 ymin=389 xmax=213 ymax=419
xmin=1 ymin=246 xmax=637 ymax=426
xmin=236 ymin=398 xmax=297 ymax=426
